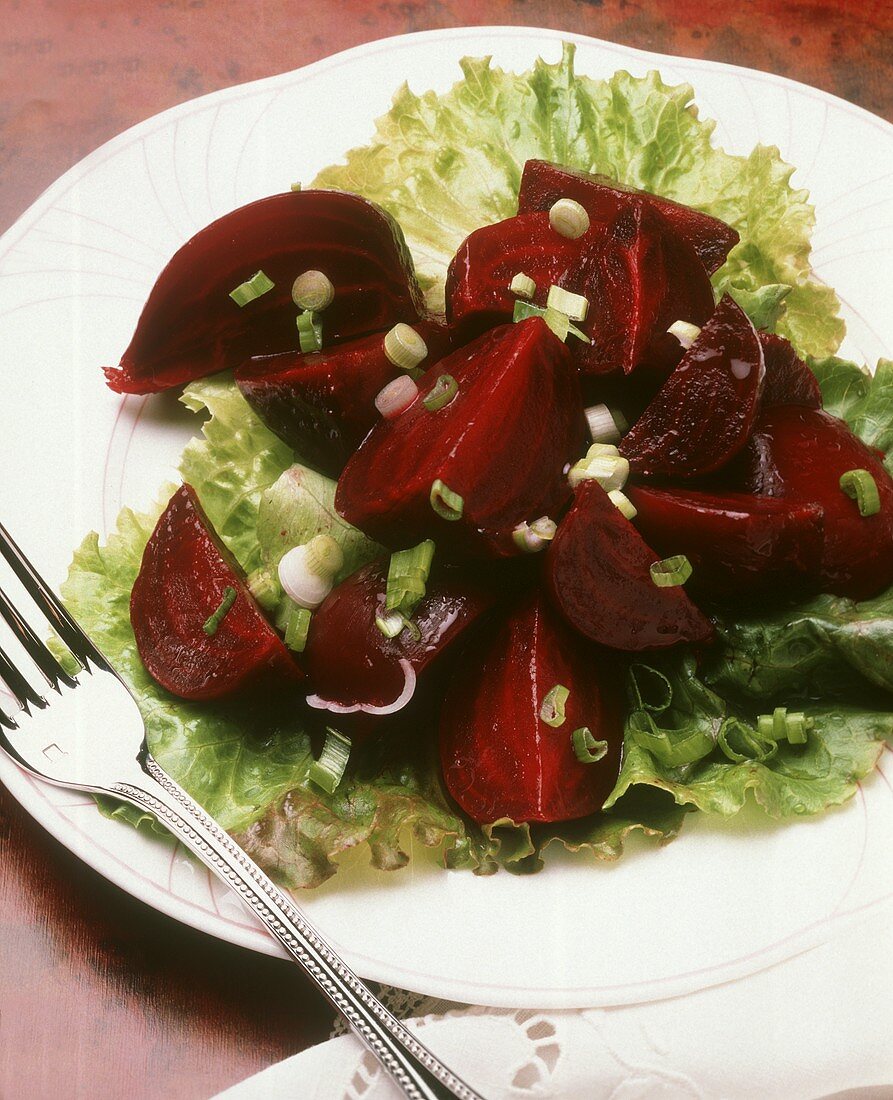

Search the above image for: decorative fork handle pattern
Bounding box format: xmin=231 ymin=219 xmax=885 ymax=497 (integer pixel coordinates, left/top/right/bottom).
xmin=111 ymin=755 xmax=483 ymax=1100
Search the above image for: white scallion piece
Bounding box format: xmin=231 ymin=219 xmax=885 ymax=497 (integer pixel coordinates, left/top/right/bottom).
xmin=292 ymin=270 xmax=334 ymax=311
xmin=568 ymin=444 xmax=629 ymax=492
xmin=585 ymin=403 xmax=626 ymax=445
xmin=546 ymin=284 xmax=589 ymax=322
xmin=608 ymin=489 xmax=637 ymax=520
xmin=509 ymin=272 xmax=536 ymax=299
xmin=277 ymin=534 xmax=344 ymax=609
xmin=384 ymin=323 xmax=428 ymax=372
xmin=667 ymin=320 xmax=702 ymax=349
xmin=548 ymin=198 xmax=590 ymax=240
xmin=374 ymin=375 xmax=419 ymax=419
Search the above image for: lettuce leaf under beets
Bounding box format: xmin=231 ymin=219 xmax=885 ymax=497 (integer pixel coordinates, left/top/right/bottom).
xmin=313 ymin=42 xmax=843 ymax=357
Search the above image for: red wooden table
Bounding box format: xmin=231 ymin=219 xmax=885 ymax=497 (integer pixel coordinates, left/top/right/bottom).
xmin=1 ymin=3 xmax=890 ymax=1098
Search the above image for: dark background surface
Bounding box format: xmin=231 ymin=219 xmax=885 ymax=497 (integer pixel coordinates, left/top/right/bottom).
xmin=1 ymin=3 xmax=891 ymax=1098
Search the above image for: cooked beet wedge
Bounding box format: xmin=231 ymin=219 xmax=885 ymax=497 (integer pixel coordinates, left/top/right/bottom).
xmin=335 ymin=319 xmax=586 ymax=558
xmin=736 ymin=406 xmax=893 ymax=599
xmin=621 ymin=295 xmax=765 ymax=479
xmin=303 ymin=560 xmax=493 ymax=736
xmin=627 ymin=485 xmax=824 ymax=598
xmin=517 ymin=160 xmax=740 ymax=276
xmin=131 ymin=485 xmax=301 ymax=701
xmin=546 ymin=480 xmax=714 ymax=650
xmin=236 ymin=322 xmax=453 ymax=478
xmin=759 ymin=332 xmax=822 ymax=409
xmin=439 ymin=590 xmax=625 ymax=825
xmin=105 ymin=190 xmax=424 ymax=394
xmin=445 ymin=205 xmax=714 ymax=376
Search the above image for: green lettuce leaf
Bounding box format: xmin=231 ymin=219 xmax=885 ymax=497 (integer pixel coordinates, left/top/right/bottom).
xmin=314 ymin=43 xmax=843 ymax=356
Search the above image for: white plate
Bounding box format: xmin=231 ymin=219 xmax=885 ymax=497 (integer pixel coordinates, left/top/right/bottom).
xmin=0 ymin=26 xmax=891 ymax=1009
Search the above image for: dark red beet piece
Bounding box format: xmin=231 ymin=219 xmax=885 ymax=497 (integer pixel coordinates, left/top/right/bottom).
xmin=303 ymin=560 xmax=493 ymax=738
xmin=131 ymin=485 xmax=302 ymax=701
xmin=546 ymin=480 xmax=714 ymax=650
xmin=517 ymin=159 xmax=740 ymax=276
xmin=335 ymin=319 xmax=586 ymax=558
xmin=735 ymin=406 xmax=893 ymax=599
xmin=759 ymin=332 xmax=822 ymax=409
xmin=627 ymin=485 xmax=824 ymax=598
xmin=621 ymin=295 xmax=765 ymax=479
xmin=445 ymin=205 xmax=714 ymax=376
xmin=235 ymin=321 xmax=453 ymax=478
xmin=439 ymin=590 xmax=625 ymax=825
xmin=105 ymin=190 xmax=424 ymax=394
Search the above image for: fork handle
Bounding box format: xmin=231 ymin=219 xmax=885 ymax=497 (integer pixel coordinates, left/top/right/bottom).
xmin=110 ymin=755 xmax=483 ymax=1100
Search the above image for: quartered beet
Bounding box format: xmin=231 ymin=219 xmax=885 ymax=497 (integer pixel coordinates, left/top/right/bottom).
xmin=131 ymin=485 xmax=301 ymax=701
xmin=759 ymin=332 xmax=822 ymax=409
xmin=546 ymin=480 xmax=714 ymax=650
xmin=105 ymin=190 xmax=424 ymax=394
xmin=621 ymin=295 xmax=765 ymax=478
xmin=439 ymin=590 xmax=625 ymax=824
xmin=517 ymin=160 xmax=740 ymax=276
xmin=303 ymin=560 xmax=493 ymax=736
xmin=335 ymin=319 xmax=586 ymax=558
xmin=735 ymin=406 xmax=893 ymax=599
xmin=627 ymin=485 xmax=824 ymax=598
xmin=445 ymin=205 xmax=714 ymax=376
xmin=236 ymin=321 xmax=453 ymax=478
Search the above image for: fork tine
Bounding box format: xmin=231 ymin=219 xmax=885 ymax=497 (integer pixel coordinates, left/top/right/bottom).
xmin=0 ymin=584 xmax=78 ymax=689
xmin=0 ymin=520 xmax=107 ymax=672
xmin=0 ymin=637 xmax=46 ymax=712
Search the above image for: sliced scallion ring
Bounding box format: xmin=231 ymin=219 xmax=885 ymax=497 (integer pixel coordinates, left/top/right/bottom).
xmin=384 ymin=323 xmax=428 ymax=372
xmin=839 ymin=468 xmax=881 ymax=516
xmin=512 ymin=300 xmax=590 ymax=343
xmin=540 ymin=684 xmax=569 ymax=728
xmin=509 ymin=272 xmax=536 ymax=299
xmin=202 ymin=586 xmax=236 ymax=636
xmin=375 ymin=612 xmax=406 ymax=639
xmin=608 ymin=489 xmax=637 ymax=520
xmin=374 ymin=375 xmax=418 ymax=419
xmin=572 ymin=726 xmax=608 ymax=763
xmin=585 ymin=404 xmax=627 ymax=445
xmin=529 ymin=516 xmax=557 ymax=541
xmin=423 ymin=374 xmax=458 ymax=412
xmin=229 ymin=270 xmax=275 ymax=307
xmin=429 ymin=479 xmax=463 ymax=522
xmin=756 ymin=707 xmax=814 ymax=745
xmin=649 ymin=555 xmax=693 ymax=587
xmin=385 ymin=540 xmax=435 ymax=618
xmin=546 ymin=284 xmax=589 ymax=322
xmin=568 ymin=449 xmax=629 ymax=492
xmin=296 ymin=310 xmax=323 ymax=353
xmin=549 ymin=197 xmax=590 ymax=239
xmin=308 ymin=728 xmax=352 ymax=794
xmin=667 ymin=320 xmax=701 ymax=349
xmin=291 ymin=270 xmax=334 ymax=311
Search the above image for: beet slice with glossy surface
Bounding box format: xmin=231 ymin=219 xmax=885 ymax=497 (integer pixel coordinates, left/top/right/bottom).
xmin=303 ymin=559 xmax=493 ymax=737
xmin=445 ymin=205 xmax=714 ymax=376
xmin=546 ymin=480 xmax=714 ymax=650
xmin=335 ymin=318 xmax=586 ymax=558
xmin=627 ymin=485 xmax=824 ymax=598
xmin=105 ymin=190 xmax=424 ymax=394
xmin=621 ymin=295 xmax=765 ymax=478
xmin=131 ymin=485 xmax=302 ymax=701
xmin=517 ymin=160 xmax=740 ymax=276
xmin=735 ymin=406 xmax=893 ymax=599
xmin=439 ymin=590 xmax=625 ymax=825
xmin=759 ymin=332 xmax=822 ymax=409
xmin=236 ymin=321 xmax=453 ymax=478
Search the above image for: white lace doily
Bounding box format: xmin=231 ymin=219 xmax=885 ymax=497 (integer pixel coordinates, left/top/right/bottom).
xmin=215 ymin=907 xmax=892 ymax=1100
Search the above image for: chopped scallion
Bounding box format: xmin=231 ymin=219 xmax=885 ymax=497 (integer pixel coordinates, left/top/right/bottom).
xmin=512 ymin=300 xmax=589 ymax=343
xmin=540 ymin=684 xmax=569 ymax=728
xmin=246 ymin=567 xmax=282 ymax=612
xmin=546 ymin=284 xmax=589 ymax=322
xmin=423 ymin=374 xmax=458 ymax=412
xmin=429 ymin=479 xmax=463 ymax=522
xmin=229 ymin=270 xmax=275 ymax=307
xmin=509 ymin=272 xmax=536 ymax=299
xmin=308 ymin=728 xmax=352 ymax=794
xmin=756 ymin=706 xmax=814 ymax=745
xmin=585 ymin=403 xmax=625 ymax=445
xmin=568 ymin=445 xmax=629 ymax=491
xmin=549 ymin=197 xmax=590 ymax=239
xmin=529 ymin=516 xmax=557 ymax=541
xmin=284 ymin=605 xmax=312 ymax=652
xmin=292 ymin=270 xmax=334 ymax=312
xmin=375 ymin=612 xmax=406 ymax=639
xmin=375 ymin=375 xmax=418 ymax=419
xmin=296 ymin=310 xmax=323 ymax=353
xmin=290 ymin=181 xmax=302 ymax=192
xmin=572 ymin=726 xmax=608 ymax=763
xmin=384 ymin=323 xmax=428 ymax=372
xmin=385 ymin=540 xmax=435 ymax=619
xmin=839 ymin=468 xmax=881 ymax=516
xmin=649 ymin=555 xmax=693 ymax=588
xmin=667 ymin=320 xmax=701 ymax=349
xmin=203 ymin=586 xmax=236 ymax=636
xmin=608 ymin=489 xmax=637 ymax=520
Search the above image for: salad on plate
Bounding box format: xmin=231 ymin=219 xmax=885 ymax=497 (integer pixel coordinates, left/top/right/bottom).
xmin=59 ymin=44 xmax=893 ymax=888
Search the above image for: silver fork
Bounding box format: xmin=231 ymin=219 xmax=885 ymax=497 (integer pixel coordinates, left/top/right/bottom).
xmin=0 ymin=520 xmax=484 ymax=1100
